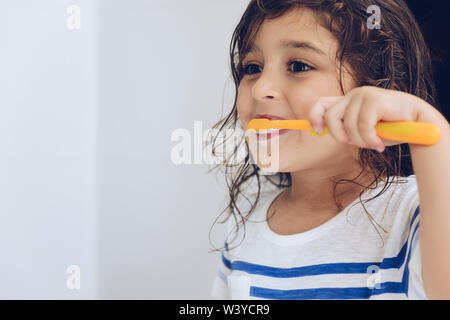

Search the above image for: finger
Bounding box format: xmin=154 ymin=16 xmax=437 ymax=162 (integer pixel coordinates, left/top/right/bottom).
xmin=308 ymin=96 xmax=342 ymax=133
xmin=342 ymin=94 xmax=367 ymax=147
xmin=322 ymin=96 xmax=353 ymax=144
xmin=357 ymin=101 xmax=386 ymax=151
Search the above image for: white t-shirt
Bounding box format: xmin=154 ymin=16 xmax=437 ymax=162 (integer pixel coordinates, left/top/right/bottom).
xmin=210 ymin=174 xmax=427 ymax=300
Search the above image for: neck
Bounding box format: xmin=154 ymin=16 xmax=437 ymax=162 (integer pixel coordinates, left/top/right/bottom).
xmin=286 ymin=164 xmax=376 ymax=212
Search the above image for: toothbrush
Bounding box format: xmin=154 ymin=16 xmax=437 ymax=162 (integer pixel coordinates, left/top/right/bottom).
xmin=248 ymin=119 xmax=441 ymax=146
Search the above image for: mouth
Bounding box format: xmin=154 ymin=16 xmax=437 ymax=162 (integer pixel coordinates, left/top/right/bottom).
xmin=255 ymin=128 xmax=289 ymax=141
xmin=252 ymin=113 xmax=290 ymax=140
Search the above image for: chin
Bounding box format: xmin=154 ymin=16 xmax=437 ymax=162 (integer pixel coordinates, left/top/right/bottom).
xmin=255 ymin=159 xmax=291 ymax=173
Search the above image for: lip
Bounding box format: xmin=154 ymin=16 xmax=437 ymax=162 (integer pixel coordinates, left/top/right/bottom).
xmin=253 ymin=113 xmax=288 ymax=120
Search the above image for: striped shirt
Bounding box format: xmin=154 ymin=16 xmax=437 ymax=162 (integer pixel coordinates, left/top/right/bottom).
xmin=210 ymin=175 xmax=426 ymax=300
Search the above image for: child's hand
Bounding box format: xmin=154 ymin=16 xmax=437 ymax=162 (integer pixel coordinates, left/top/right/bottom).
xmin=308 ymin=86 xmax=430 ymax=152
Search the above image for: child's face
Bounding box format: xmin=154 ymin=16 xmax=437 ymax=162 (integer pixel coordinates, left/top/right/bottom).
xmin=237 ymin=7 xmax=359 ymax=173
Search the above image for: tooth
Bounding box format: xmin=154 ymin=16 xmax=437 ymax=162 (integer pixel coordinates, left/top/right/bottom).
xmin=257 ymin=128 xmax=279 ymax=134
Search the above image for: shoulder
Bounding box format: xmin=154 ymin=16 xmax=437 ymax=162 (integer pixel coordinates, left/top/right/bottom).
xmin=377 ymin=174 xmax=419 ymax=210
xmin=396 ymin=174 xmax=418 ymax=191
xmin=395 ymin=174 xmax=420 ymax=214
xmin=382 ymin=174 xmax=420 ymax=232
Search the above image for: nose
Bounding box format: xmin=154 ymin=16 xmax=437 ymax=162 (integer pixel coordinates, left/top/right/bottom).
xmin=251 ymin=65 xmax=282 ymax=101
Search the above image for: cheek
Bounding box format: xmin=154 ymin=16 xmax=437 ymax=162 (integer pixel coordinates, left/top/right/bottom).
xmin=287 ymin=78 xmax=346 ymax=119
xmin=236 ymin=88 xmax=253 ymax=125
xmin=288 ymin=88 xmax=322 ymax=119
xmin=281 ymin=132 xmax=340 ymax=158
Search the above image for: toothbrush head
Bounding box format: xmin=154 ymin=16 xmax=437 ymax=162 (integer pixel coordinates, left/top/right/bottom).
xmin=248 ymin=118 xmax=276 ymax=132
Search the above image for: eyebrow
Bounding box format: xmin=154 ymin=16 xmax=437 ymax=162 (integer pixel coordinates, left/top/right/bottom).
xmin=248 ymin=40 xmax=327 ymax=56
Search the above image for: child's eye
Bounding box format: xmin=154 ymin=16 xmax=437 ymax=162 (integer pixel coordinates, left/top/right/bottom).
xmin=241 ymin=60 xmax=314 ymax=76
xmin=241 ymin=63 xmax=262 ymax=75
xmin=288 ymin=60 xmax=314 ymax=73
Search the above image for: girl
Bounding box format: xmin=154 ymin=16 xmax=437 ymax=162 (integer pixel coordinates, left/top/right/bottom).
xmin=209 ymin=0 xmax=450 ymax=299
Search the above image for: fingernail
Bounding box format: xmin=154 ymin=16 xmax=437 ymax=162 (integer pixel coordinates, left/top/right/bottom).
xmin=313 ymin=126 xmax=323 ymax=135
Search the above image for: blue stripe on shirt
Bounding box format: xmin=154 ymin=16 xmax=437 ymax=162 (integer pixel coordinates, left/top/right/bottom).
xmin=402 ymin=221 xmax=420 ymax=296
xmin=249 ymin=223 xmax=420 ymax=299
xmin=220 ymin=206 xmax=420 ymax=299
xmin=251 ymin=281 xmax=405 ymax=299
xmin=222 ymin=206 xmax=419 ymax=277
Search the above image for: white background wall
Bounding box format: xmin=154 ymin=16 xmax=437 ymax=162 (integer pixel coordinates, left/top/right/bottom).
xmin=0 ymin=0 xmax=247 ymax=299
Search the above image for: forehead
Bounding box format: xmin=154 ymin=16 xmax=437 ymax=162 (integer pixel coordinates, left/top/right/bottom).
xmin=249 ymin=7 xmax=337 ymax=58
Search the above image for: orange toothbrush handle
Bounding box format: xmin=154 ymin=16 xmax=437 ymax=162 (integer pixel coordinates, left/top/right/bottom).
xmin=374 ymin=121 xmax=441 ymax=145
